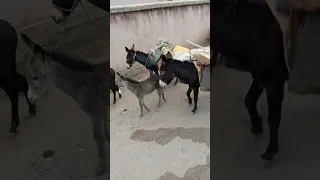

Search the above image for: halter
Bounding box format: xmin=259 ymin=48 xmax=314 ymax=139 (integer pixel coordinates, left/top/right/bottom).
xmin=52 ymin=0 xmax=80 ymax=13
xmin=127 ymin=52 xmax=137 ymax=66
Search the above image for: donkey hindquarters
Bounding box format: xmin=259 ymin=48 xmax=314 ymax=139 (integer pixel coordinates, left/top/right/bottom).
xmin=0 ymin=19 xmax=36 ymax=133
xmin=110 ymin=68 xmax=121 ymax=104
xmin=117 ymin=73 xmax=166 ymax=117
xmin=159 ymin=55 xmax=200 ymax=113
xmin=211 ymin=1 xmax=289 ymax=165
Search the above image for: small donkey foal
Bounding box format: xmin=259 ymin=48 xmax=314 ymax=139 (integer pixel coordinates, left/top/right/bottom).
xmin=116 ymin=72 xmax=166 ymax=117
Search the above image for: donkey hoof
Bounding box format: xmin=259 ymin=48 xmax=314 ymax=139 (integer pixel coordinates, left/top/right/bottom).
xmin=140 ymin=114 xmax=143 ymax=118
xmin=191 ymin=109 xmax=197 ymax=113
xmin=262 ymin=160 xmax=273 ymax=169
xmin=188 ymin=101 xmax=192 ymax=104
xmin=29 ymin=105 xmax=37 ymax=115
xmin=113 ymin=101 xmax=116 ymax=104
xmin=9 ymin=128 xmax=18 ymax=134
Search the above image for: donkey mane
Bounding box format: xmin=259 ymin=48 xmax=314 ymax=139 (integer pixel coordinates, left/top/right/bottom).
xmin=124 ymin=77 xmax=140 ymax=84
xmin=47 ymin=51 xmax=96 ymax=72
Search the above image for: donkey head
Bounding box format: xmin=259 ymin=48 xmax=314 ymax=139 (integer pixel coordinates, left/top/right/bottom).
xmin=159 ymin=55 xmax=175 ymax=88
xmin=125 ymin=44 xmax=136 ymax=69
xmin=52 ymin=0 xmax=80 ymax=24
xmin=20 ymin=33 xmax=53 ymax=103
xmin=116 ymin=72 xmax=127 ymax=94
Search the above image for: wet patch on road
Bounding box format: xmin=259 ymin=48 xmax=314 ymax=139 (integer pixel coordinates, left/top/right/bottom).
xmin=131 ymin=127 xmax=210 ymax=147
xmin=131 ymin=127 xmax=210 ymax=180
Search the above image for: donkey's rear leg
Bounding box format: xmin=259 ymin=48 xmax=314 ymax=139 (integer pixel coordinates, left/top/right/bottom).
xmin=191 ymin=87 xmax=199 ymax=113
xmin=91 ymin=115 xmax=108 ymax=176
xmin=138 ymin=97 xmax=149 ymax=117
xmin=245 ymin=80 xmax=264 ymax=135
xmin=186 ymin=86 xmax=192 ymax=104
xmin=3 ymin=85 xmax=20 ymax=133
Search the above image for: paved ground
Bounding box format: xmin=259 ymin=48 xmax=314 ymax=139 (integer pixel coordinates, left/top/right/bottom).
xmin=0 ymin=69 xmax=210 ymax=180
xmin=211 ymin=66 xmax=320 ymax=180
xmin=110 ymin=71 xmax=210 ymax=180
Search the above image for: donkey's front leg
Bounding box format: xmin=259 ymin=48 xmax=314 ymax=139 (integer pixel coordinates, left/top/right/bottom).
xmin=192 ymin=87 xmax=199 ymax=113
xmin=91 ymin=115 xmax=108 ymax=176
xmin=156 ymin=89 xmax=162 ymax=108
xmin=245 ymin=80 xmax=264 ymax=135
xmin=149 ymin=69 xmax=153 ymax=77
xmin=174 ymin=77 xmax=179 ymax=85
xmin=139 ymin=98 xmax=144 ymax=117
xmin=261 ymin=82 xmax=284 ymax=167
xmin=186 ymin=86 xmax=193 ymax=104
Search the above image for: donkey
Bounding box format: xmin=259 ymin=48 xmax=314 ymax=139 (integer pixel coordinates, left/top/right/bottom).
xmin=51 ymin=0 xmax=109 ymax=24
xmin=158 ymin=55 xmax=200 ymax=113
xmin=125 ymin=44 xmax=179 ymax=84
xmin=116 ymin=72 xmax=166 ymax=117
xmin=211 ymin=0 xmax=289 ymax=167
xmin=0 ymin=19 xmax=36 ymax=134
xmin=20 ymin=33 xmax=109 ymax=176
xmin=110 ymin=67 xmax=122 ymax=104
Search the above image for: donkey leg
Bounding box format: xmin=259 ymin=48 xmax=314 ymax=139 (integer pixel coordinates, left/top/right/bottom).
xmin=141 ymin=97 xmax=150 ymax=112
xmin=191 ymin=87 xmax=199 ymax=113
xmin=112 ymin=89 xmax=117 ymax=104
xmin=161 ymin=89 xmax=166 ymax=102
xmin=139 ymin=98 xmax=144 ymax=117
xmin=3 ymin=85 xmax=20 ymax=133
xmin=186 ymin=86 xmax=193 ymax=104
xmin=156 ymin=89 xmax=162 ymax=108
xmin=19 ymin=75 xmax=36 ymax=115
xmin=174 ymin=77 xmax=179 ymax=85
xmin=116 ymin=85 xmax=121 ymax=98
xmin=91 ymin=115 xmax=108 ymax=176
xmin=245 ymin=80 xmax=264 ymax=135
xmin=261 ymin=82 xmax=284 ymax=163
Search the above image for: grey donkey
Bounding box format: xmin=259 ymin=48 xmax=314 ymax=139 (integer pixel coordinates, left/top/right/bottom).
xmin=20 ymin=33 xmax=109 ymax=177
xmin=116 ymin=72 xmax=166 ymax=117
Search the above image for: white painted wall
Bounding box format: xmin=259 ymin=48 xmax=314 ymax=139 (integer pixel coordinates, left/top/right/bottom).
xmin=110 ymin=0 xmax=210 ymax=70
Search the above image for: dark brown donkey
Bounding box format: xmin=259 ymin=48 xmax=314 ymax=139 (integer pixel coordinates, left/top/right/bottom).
xmin=0 ymin=19 xmax=36 ymax=133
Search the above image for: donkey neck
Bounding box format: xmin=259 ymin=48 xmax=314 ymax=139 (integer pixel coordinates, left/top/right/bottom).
xmin=124 ymin=78 xmax=140 ymax=94
xmin=46 ymin=55 xmax=95 ymax=100
xmin=134 ymin=51 xmax=148 ymax=65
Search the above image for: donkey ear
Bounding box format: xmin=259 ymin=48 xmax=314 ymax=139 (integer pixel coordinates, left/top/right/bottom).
xmin=20 ymin=33 xmax=45 ymax=54
xmin=131 ymin=44 xmax=135 ymax=50
xmin=161 ymin=54 xmax=168 ymax=62
xmin=125 ymin=47 xmax=130 ymax=53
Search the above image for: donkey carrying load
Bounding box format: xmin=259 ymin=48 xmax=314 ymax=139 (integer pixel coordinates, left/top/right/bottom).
xmin=116 ymin=72 xmax=166 ymax=117
xmin=20 ymin=33 xmax=109 ymax=176
xmin=0 ymin=19 xmax=37 ymax=134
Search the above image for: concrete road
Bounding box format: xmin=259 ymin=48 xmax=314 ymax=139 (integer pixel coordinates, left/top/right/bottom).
xmin=0 ymin=70 xmax=210 ymax=180
xmin=110 ymin=71 xmax=210 ymax=180
xmin=211 ymin=66 xmax=320 ymax=180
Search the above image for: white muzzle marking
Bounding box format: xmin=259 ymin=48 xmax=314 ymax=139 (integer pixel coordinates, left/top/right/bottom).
xmin=27 ymin=89 xmax=39 ymax=103
xmin=118 ymin=89 xmax=123 ymax=94
xmin=125 ymin=64 xmax=131 ymax=69
xmin=159 ymin=80 xmax=167 ymax=88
